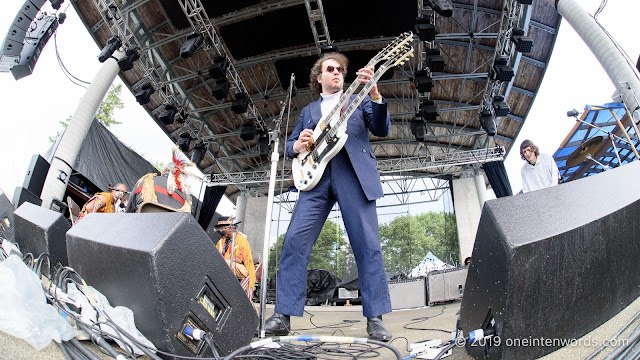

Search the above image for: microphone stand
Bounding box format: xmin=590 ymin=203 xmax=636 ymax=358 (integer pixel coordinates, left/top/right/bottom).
xmin=258 ymin=73 xmax=295 ymax=338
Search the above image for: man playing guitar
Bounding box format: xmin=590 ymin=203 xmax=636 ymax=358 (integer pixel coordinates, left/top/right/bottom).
xmin=264 ymin=52 xmax=392 ymax=341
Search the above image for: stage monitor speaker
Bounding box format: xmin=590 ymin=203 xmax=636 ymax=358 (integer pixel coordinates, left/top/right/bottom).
xmin=460 ymin=161 xmax=640 ymax=360
xmin=14 ymin=201 xmax=69 ymax=265
xmin=0 ymin=190 xmax=15 ymax=242
xmin=66 ymin=213 xmax=258 ymax=358
xmin=12 ymin=186 xmax=41 ymax=209
xmin=22 ymin=154 xmax=49 ymax=196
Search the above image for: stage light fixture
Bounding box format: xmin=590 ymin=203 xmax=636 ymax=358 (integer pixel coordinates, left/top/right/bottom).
xmin=425 ymin=0 xmax=454 ymax=17
xmin=134 ymin=83 xmax=155 ymax=105
xmin=479 ymin=108 xmax=497 ymax=137
xmin=159 ymin=104 xmax=177 ymax=125
xmin=50 ymin=0 xmax=64 ymax=10
xmin=180 ymin=31 xmax=204 ymax=59
xmin=511 ymin=28 xmax=533 ymax=53
xmin=320 ymin=43 xmax=340 ymax=54
xmin=98 ymin=36 xmax=121 ymax=63
xmin=567 ymin=109 xmax=580 ymax=118
xmin=175 ymin=108 xmax=188 ymax=124
xmin=491 ymin=57 xmax=514 ymax=82
xmin=177 ymin=133 xmax=192 ymax=153
xmin=419 ymin=99 xmax=439 ymax=120
xmin=208 ymin=55 xmax=229 ymax=80
xmin=240 ymin=120 xmax=257 ymax=141
xmin=492 ymin=95 xmax=510 ymax=117
xmin=211 ymin=79 xmax=231 ymax=100
xmin=410 ymin=116 xmax=427 ymax=142
xmin=257 ymin=130 xmax=270 ymax=156
xmin=414 ymin=70 xmax=433 ymax=93
xmin=190 ymin=142 xmax=206 ymax=165
xmin=117 ymin=48 xmax=139 ymax=72
xmin=415 ymin=18 xmax=437 ymax=42
xmin=231 ymin=92 xmax=249 ymax=114
xmin=425 ymin=48 xmax=446 ymax=72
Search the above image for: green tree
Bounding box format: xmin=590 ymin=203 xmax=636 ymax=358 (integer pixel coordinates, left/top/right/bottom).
xmin=49 ymin=84 xmax=124 ymax=142
xmin=268 ymin=219 xmax=347 ymax=278
xmin=379 ymin=211 xmax=459 ymax=274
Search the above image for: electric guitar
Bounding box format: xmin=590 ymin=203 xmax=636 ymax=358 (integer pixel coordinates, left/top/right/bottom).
xmin=292 ymin=32 xmax=414 ymax=191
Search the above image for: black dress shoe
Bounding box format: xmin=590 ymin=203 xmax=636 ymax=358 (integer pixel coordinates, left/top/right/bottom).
xmin=367 ymin=316 xmax=392 ymax=342
xmin=264 ymin=313 xmax=290 ymax=336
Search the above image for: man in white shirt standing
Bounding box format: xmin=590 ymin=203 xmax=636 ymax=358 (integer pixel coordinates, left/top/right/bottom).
xmin=520 ymin=139 xmax=559 ymax=193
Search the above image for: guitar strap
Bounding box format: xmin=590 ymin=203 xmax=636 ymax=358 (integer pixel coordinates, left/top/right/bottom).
xmin=339 ymin=92 xmax=349 ymax=117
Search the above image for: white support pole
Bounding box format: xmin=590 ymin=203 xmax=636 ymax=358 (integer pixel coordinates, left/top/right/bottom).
xmin=40 ymin=50 xmax=124 ymax=210
xmin=547 ymin=0 xmax=640 ymax=116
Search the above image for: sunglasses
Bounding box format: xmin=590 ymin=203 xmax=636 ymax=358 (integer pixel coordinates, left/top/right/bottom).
xmin=325 ymin=65 xmax=345 ymax=74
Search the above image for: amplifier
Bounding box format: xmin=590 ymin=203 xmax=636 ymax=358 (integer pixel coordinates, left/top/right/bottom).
xmin=427 ymin=266 xmax=468 ymax=304
xmin=388 ymin=278 xmax=426 ymax=310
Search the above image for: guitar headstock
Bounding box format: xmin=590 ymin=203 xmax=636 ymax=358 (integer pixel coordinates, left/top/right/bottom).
xmin=370 ymin=32 xmax=414 ymax=66
xmin=381 ymin=44 xmax=415 ymax=69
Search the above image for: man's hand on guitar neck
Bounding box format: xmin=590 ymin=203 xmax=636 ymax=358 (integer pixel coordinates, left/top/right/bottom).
xmin=356 ymin=65 xmax=381 ymax=101
xmin=293 ymin=128 xmax=314 ymax=153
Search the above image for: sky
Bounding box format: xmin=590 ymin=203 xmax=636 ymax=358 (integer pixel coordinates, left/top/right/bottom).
xmin=0 ymin=0 xmax=637 ymax=213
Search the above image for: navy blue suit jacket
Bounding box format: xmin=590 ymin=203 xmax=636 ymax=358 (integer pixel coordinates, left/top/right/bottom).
xmin=286 ymin=95 xmax=390 ymax=201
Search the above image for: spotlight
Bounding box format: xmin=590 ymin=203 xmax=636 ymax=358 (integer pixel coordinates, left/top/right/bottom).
xmin=180 ymin=31 xmax=204 ymax=59
xmin=425 ymin=48 xmax=446 ymax=72
xmin=419 ymin=99 xmax=439 ymax=120
xmin=211 ymin=79 xmax=230 ymax=100
xmin=98 ymin=36 xmax=121 ymax=63
xmin=190 ymin=142 xmax=206 ymax=165
xmin=511 ymin=28 xmax=533 ymax=53
xmin=231 ymin=92 xmax=249 ymax=114
xmin=492 ymin=95 xmax=510 ymax=117
xmin=159 ymin=104 xmax=177 ymax=125
xmin=410 ymin=116 xmax=427 ymax=142
xmin=479 ymin=108 xmax=497 ymax=136
xmin=50 ymin=0 xmax=64 ymax=10
xmin=414 ymin=70 xmax=433 ymax=93
xmin=567 ymin=109 xmax=580 ymax=118
xmin=491 ymin=57 xmax=514 ymax=82
xmin=425 ymin=0 xmax=454 ymax=17
xmin=177 ymin=133 xmax=192 ymax=153
xmin=208 ymin=55 xmax=229 ymax=80
xmin=415 ymin=18 xmax=437 ymax=42
xmin=320 ymin=43 xmax=340 ymax=54
xmin=175 ymin=108 xmax=188 ymax=124
xmin=134 ymin=83 xmax=155 ymax=105
xmin=117 ymin=48 xmax=139 ymax=72
xmin=240 ymin=120 xmax=257 ymax=141
xmin=257 ymin=130 xmax=270 ymax=156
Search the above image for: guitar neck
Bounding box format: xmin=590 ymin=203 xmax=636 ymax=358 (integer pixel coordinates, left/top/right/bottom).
xmin=329 ymin=64 xmax=389 ymax=136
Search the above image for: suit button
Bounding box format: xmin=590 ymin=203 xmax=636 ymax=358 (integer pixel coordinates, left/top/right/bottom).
xmin=362 ymin=149 xmax=366 ymax=153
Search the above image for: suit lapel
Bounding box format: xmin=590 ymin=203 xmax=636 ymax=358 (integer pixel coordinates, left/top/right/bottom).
xmin=309 ymin=98 xmax=322 ymax=127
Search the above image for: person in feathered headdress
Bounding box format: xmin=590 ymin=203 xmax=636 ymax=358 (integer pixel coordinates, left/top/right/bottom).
xmin=126 ymin=147 xmax=201 ymax=213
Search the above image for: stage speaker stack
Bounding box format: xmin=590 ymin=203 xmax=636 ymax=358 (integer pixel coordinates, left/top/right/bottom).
xmin=22 ymin=154 xmax=49 ymax=196
xmin=66 ymin=212 xmax=258 ymax=358
xmin=13 ymin=201 xmax=70 ymax=265
xmin=427 ymin=266 xmax=467 ymax=304
xmin=388 ymin=278 xmax=426 ymax=310
xmin=460 ymin=161 xmax=640 ymax=360
xmin=0 ymin=190 xmax=15 ymax=242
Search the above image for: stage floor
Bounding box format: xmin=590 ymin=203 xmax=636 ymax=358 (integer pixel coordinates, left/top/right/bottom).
xmin=4 ymin=296 xmax=640 ymax=360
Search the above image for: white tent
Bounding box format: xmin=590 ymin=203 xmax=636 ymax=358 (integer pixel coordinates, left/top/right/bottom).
xmin=410 ymin=251 xmax=450 ymax=277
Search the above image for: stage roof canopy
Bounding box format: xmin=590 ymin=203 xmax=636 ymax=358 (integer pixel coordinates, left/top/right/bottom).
xmin=71 ymin=0 xmax=562 ymax=200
